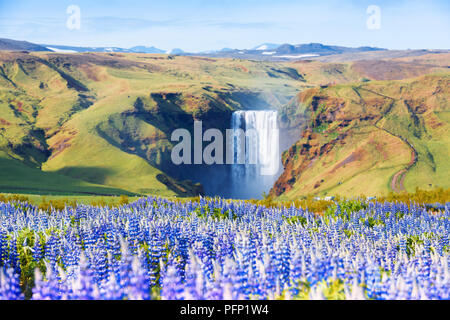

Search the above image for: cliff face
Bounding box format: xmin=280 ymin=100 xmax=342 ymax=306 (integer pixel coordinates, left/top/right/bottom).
xmin=271 ymin=73 xmax=450 ymax=199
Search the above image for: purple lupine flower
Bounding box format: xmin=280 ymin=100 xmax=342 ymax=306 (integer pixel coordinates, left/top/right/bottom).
xmin=32 ymin=267 xmax=61 ymax=300
xmin=128 ymin=257 xmax=150 ymax=300
xmin=33 ymin=235 xmax=43 ymax=262
xmin=160 ymin=264 xmax=184 ymax=300
xmin=0 ymin=268 xmax=23 ymax=300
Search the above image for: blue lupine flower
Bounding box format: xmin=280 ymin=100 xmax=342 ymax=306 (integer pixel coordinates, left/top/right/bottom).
xmin=0 ymin=197 xmax=448 ymax=300
xmin=161 ymin=264 xmax=184 ymax=300
xmin=0 ymin=268 xmax=23 ymax=300
xmin=33 ymin=235 xmax=43 ymax=262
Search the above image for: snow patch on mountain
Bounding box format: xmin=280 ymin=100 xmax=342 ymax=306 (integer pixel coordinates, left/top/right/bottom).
xmin=252 ymin=43 xmax=280 ymax=51
xmin=46 ymin=47 xmax=77 ymax=53
xmin=274 ymin=54 xmax=320 ymax=59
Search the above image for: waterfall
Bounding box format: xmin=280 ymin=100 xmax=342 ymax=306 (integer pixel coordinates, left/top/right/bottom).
xmin=230 ymin=110 xmax=281 ymax=199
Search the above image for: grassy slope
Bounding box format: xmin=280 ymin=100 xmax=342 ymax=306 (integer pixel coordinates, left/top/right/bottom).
xmin=376 ymin=75 xmax=450 ymax=191
xmin=273 ymin=73 xmax=450 ymax=199
xmin=283 ymin=127 xmax=411 ymax=198
xmin=0 ymin=52 xmax=302 ymax=196
xmin=0 ymin=151 xmax=135 ymax=195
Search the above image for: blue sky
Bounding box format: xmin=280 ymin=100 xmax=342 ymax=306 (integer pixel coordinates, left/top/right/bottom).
xmin=0 ymin=0 xmax=448 ymax=51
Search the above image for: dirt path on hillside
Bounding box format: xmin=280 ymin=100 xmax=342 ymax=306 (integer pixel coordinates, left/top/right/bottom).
xmin=390 ymin=138 xmax=418 ymax=192
xmin=353 ymin=87 xmax=419 ymax=193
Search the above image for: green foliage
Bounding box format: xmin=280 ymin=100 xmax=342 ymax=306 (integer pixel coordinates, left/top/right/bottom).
xmin=287 ymin=278 xmax=347 ymax=300
xmin=321 ymin=279 xmax=346 ymax=300
xmin=325 ymin=200 xmax=368 ymax=221
xmin=284 ymin=216 xmax=307 ymax=226
xmin=343 ymin=229 xmax=353 ymax=238
xmin=340 ymin=200 xmax=367 ymax=214
xmin=16 ymin=229 xmax=46 ymax=299
xmin=364 ymin=216 xmax=385 ymax=229
xmin=405 ymin=235 xmax=424 ymax=256
xmin=312 ymin=122 xmax=328 ymax=133
xmin=196 ymin=206 xmax=235 ymax=220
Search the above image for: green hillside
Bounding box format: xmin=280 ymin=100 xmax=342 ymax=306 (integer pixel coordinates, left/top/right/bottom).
xmin=272 ymin=73 xmax=450 ymax=199
xmin=0 ymin=51 xmax=303 ymax=196
xmin=0 ymin=151 xmax=135 ymax=195
xmin=0 ymin=50 xmax=448 ymax=198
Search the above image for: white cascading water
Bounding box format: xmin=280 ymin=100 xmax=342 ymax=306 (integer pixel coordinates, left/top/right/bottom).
xmin=230 ymin=110 xmax=281 ymax=199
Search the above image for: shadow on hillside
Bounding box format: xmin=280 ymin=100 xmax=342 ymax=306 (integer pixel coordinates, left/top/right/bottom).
xmin=54 ymin=166 xmax=115 ymax=185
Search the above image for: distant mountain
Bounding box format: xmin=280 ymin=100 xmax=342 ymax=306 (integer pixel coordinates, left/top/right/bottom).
xmin=251 ymin=43 xmax=280 ymax=51
xmin=275 ymin=43 xmax=385 ymax=55
xmin=0 ymin=38 xmax=390 ymax=61
xmin=41 ymin=44 xmax=166 ymax=54
xmin=196 ymin=48 xmax=237 ymax=55
xmin=167 ymin=48 xmax=185 ymax=55
xmin=129 ymin=46 xmax=166 ymax=54
xmin=219 ymin=47 xmax=235 ymax=52
xmin=41 ymin=44 xmax=131 ymax=53
xmin=0 ymin=38 xmax=52 ymax=52
xmin=0 ymin=38 xmax=177 ymax=55
xmin=188 ymin=42 xmax=387 ymax=61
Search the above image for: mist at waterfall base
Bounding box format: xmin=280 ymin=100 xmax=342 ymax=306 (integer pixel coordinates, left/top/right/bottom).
xmin=182 ymin=110 xmax=284 ymax=200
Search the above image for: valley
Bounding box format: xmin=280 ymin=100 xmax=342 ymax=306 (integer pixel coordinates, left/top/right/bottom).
xmin=0 ymin=49 xmax=448 ymax=199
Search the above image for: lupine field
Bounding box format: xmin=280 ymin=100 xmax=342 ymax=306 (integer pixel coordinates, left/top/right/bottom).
xmin=0 ymin=196 xmax=448 ymax=300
